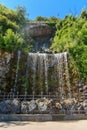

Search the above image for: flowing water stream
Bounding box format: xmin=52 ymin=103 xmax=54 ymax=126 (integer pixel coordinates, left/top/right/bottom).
xmin=24 ymin=52 xmax=71 ymax=99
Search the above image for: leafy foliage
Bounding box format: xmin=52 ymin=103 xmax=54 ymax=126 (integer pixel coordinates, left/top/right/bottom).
xmin=51 ymin=14 xmax=87 ymax=80
xmin=0 ymin=4 xmax=28 ymax=52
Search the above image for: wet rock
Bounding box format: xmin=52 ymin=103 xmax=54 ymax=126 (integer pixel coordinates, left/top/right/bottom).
xmin=0 ymin=99 xmax=20 ymax=114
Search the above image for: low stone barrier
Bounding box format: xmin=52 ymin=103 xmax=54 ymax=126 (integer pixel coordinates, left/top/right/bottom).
xmin=0 ymin=114 xmax=87 ymax=121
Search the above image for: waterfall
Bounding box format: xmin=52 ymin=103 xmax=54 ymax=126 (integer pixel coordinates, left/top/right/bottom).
xmin=54 ymin=53 xmax=65 ymax=100
xmin=25 ymin=53 xmax=30 ymax=95
xmin=26 ymin=52 xmax=71 ymax=98
xmin=38 ymin=53 xmax=44 ymax=95
xmin=64 ymin=52 xmax=71 ymax=98
xmin=28 ymin=53 xmax=38 ymax=96
xmin=13 ymin=50 xmax=21 ymax=95
xmin=44 ymin=54 xmax=48 ymax=94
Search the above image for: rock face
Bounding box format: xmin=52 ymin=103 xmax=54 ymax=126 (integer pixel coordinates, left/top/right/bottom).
xmin=0 ymin=49 xmax=12 ymax=92
xmin=25 ymin=22 xmax=52 ymax=37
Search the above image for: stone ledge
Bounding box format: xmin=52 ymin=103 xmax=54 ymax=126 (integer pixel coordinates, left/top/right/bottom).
xmin=0 ymin=114 xmax=52 ymax=121
xmin=25 ymin=22 xmax=52 ymax=37
xmin=0 ymin=114 xmax=87 ymax=121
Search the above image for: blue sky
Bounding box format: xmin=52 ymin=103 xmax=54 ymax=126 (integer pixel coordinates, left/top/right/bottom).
xmin=0 ymin=0 xmax=87 ymax=19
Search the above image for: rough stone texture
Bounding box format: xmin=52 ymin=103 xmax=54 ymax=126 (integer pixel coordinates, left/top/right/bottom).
xmin=21 ymin=100 xmax=37 ymax=114
xmin=82 ymin=100 xmax=87 ymax=114
xmin=25 ymin=22 xmax=52 ymax=37
xmin=36 ymin=98 xmax=52 ymax=113
xmin=37 ymin=101 xmax=47 ymax=112
xmin=0 ymin=98 xmax=87 ymax=114
xmin=55 ymin=102 xmax=62 ymax=109
xmin=21 ymin=99 xmax=51 ymax=114
xmin=0 ymin=99 xmax=20 ymax=114
xmin=0 ymin=49 xmax=12 ymax=91
xmin=28 ymin=100 xmax=37 ymax=112
xmin=25 ymin=22 xmax=53 ymax=52
xmin=21 ymin=101 xmax=30 ymax=114
xmin=61 ymin=98 xmax=77 ymax=109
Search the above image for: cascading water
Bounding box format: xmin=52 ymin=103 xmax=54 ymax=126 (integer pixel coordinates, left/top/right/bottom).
xmin=54 ymin=53 xmax=65 ymax=100
xmin=64 ymin=52 xmax=71 ymax=98
xmin=26 ymin=52 xmax=71 ymax=99
xmin=13 ymin=50 xmax=21 ymax=95
xmin=44 ymin=54 xmax=48 ymax=95
xmin=31 ymin=53 xmax=37 ymax=95
xmin=25 ymin=54 xmax=30 ymax=96
xmin=38 ymin=53 xmax=45 ymax=95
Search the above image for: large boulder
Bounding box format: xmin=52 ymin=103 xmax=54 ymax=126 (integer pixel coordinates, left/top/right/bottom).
xmin=55 ymin=102 xmax=62 ymax=109
xmin=21 ymin=100 xmax=37 ymax=114
xmin=61 ymin=98 xmax=77 ymax=114
xmin=0 ymin=99 xmax=20 ymax=114
xmin=25 ymin=22 xmax=52 ymax=37
xmin=28 ymin=100 xmax=37 ymax=112
xmin=36 ymin=98 xmax=52 ymax=112
xmin=38 ymin=102 xmax=47 ymax=112
xmin=21 ymin=101 xmax=30 ymax=114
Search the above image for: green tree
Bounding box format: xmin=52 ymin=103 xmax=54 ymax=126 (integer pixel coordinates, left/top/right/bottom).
xmin=0 ymin=4 xmax=28 ymax=52
xmin=51 ymin=14 xmax=87 ymax=81
xmin=3 ymin=29 xmax=23 ymax=52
